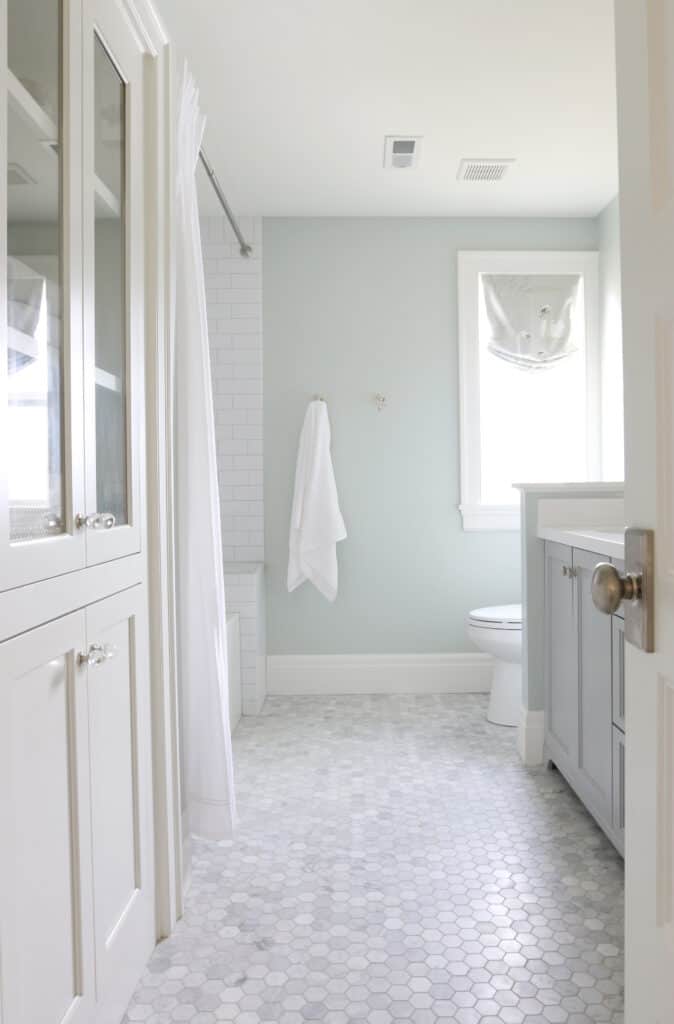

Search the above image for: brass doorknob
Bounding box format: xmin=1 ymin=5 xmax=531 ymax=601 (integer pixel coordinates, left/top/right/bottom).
xmin=591 ymin=562 xmax=642 ymax=615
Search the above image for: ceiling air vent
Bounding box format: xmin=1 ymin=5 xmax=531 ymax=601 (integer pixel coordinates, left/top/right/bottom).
xmin=8 ymin=162 xmax=36 ymax=186
xmin=384 ymin=136 xmax=422 ymax=169
xmin=457 ymin=158 xmax=515 ymax=182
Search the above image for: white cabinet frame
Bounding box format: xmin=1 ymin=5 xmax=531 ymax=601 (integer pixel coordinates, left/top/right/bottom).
xmin=0 ymin=0 xmax=183 ymax=960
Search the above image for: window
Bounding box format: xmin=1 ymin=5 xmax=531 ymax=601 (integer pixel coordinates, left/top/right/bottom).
xmin=458 ymin=251 xmax=600 ymax=530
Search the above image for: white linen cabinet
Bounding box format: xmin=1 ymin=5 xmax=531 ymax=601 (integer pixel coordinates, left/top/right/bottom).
xmin=0 ymin=1 xmax=157 ymax=1022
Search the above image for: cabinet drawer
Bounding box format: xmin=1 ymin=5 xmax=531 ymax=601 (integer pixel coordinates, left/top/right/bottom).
xmin=612 ymin=726 xmax=626 ymax=856
xmin=612 ymin=614 xmax=626 ymax=731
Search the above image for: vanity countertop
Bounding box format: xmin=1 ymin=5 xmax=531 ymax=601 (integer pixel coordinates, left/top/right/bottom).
xmin=537 ymin=526 xmax=625 ymax=559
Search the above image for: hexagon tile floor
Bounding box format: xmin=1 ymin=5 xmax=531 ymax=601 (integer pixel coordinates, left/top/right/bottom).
xmin=124 ymin=694 xmax=624 ymax=1024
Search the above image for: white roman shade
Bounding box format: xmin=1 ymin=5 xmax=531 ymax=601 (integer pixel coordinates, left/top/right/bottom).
xmin=481 ymin=273 xmax=581 ymax=370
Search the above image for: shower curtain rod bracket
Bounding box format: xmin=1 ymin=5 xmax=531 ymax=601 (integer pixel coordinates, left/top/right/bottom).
xmin=199 ymin=148 xmax=253 ymax=258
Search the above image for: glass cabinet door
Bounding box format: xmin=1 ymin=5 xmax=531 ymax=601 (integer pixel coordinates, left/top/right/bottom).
xmin=0 ymin=0 xmax=86 ymax=589
xmin=83 ymin=1 xmax=143 ymax=565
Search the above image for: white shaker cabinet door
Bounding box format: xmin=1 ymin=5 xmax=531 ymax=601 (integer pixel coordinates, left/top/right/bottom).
xmin=0 ymin=0 xmax=87 ymax=591
xmin=0 ymin=611 xmax=96 ymax=1024
xmin=85 ymin=585 xmax=154 ymax=1023
xmin=81 ymin=0 xmax=145 ymax=567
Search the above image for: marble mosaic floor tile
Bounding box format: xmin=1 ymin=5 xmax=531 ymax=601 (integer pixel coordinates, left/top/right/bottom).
xmin=124 ymin=694 xmax=624 ymax=1024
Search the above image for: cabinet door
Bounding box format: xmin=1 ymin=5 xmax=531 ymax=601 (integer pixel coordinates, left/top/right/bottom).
xmin=0 ymin=0 xmax=87 ymax=590
xmin=545 ymin=541 xmax=578 ymax=762
xmin=612 ymin=613 xmax=626 ymax=731
xmin=612 ymin=725 xmax=625 ymax=856
xmin=81 ymin=0 xmax=144 ymax=566
xmin=0 ymin=611 xmax=96 ymax=1024
xmin=574 ymin=548 xmax=613 ymax=827
xmin=85 ymin=585 xmax=154 ymax=1020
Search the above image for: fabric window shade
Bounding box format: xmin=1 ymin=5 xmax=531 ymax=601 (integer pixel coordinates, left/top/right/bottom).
xmin=481 ymin=273 xmax=581 ymax=370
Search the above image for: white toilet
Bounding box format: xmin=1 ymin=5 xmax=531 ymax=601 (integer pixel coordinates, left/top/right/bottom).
xmin=467 ymin=604 xmax=522 ymax=727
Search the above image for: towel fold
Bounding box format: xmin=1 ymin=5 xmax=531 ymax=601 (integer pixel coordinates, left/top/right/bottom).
xmin=288 ymin=400 xmax=347 ymax=601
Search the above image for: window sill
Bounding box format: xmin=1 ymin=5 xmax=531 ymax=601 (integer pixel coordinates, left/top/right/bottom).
xmin=459 ymin=504 xmax=521 ymax=531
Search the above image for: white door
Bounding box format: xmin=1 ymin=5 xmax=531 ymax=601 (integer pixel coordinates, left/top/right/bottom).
xmin=0 ymin=0 xmax=87 ymax=590
xmin=85 ymin=586 xmax=154 ymax=1023
xmin=0 ymin=611 xmax=96 ymax=1024
xmin=82 ymin=0 xmax=144 ymax=566
xmin=615 ymin=1 xmax=674 ymax=1018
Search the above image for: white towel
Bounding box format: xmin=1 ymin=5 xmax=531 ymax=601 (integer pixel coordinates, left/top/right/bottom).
xmin=288 ymin=400 xmax=347 ymax=601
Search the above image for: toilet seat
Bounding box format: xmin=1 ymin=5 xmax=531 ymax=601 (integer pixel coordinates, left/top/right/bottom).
xmin=468 ymin=604 xmax=522 ymax=630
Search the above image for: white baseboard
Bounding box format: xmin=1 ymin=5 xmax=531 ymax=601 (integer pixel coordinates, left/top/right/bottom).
xmin=517 ymin=707 xmax=545 ymax=766
xmin=266 ymin=652 xmax=493 ymax=696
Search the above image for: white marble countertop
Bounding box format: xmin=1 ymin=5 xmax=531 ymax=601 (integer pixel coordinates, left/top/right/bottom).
xmin=537 ymin=526 xmax=625 ymax=559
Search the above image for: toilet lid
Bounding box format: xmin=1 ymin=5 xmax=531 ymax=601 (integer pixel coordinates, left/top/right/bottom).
xmin=468 ymin=604 xmax=522 ymax=630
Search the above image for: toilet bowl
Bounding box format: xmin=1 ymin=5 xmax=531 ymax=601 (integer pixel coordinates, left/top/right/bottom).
xmin=467 ymin=604 xmax=522 ymax=727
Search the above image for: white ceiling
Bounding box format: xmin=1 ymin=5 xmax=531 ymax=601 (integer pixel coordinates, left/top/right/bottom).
xmin=156 ymin=0 xmax=619 ymax=218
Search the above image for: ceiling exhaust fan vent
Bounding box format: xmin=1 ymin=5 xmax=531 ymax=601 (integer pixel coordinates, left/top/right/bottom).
xmin=383 ymin=136 xmax=422 ymax=169
xmin=8 ymin=162 xmax=36 ymax=186
xmin=457 ymin=158 xmax=515 ymax=182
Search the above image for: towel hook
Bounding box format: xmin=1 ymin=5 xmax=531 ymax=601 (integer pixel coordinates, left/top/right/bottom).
xmin=374 ymin=393 xmax=387 ymax=412
xmin=314 ymin=393 xmax=326 ymax=402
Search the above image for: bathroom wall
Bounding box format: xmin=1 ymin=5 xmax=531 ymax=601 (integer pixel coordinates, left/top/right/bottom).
xmin=202 ymin=215 xmax=264 ymax=562
xmin=598 ymin=196 xmax=624 ymax=481
xmin=263 ymin=217 xmax=599 ymax=657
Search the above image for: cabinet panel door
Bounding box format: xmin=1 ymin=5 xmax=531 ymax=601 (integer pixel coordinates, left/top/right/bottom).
xmin=85 ymin=585 xmax=154 ymax=1021
xmin=575 ymin=548 xmax=613 ymax=825
xmin=612 ymin=725 xmax=625 ymax=856
xmin=545 ymin=542 xmax=578 ymax=761
xmin=82 ymin=0 xmax=144 ymax=566
xmin=612 ymin=614 xmax=626 ymax=731
xmin=0 ymin=611 xmax=95 ymax=1024
xmin=0 ymin=0 xmax=86 ymax=590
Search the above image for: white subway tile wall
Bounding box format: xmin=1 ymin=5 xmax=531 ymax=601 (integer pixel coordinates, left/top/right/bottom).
xmin=202 ymin=216 xmax=266 ymax=714
xmin=201 ymin=215 xmax=264 ymax=563
xmin=223 ymin=564 xmax=267 ymax=715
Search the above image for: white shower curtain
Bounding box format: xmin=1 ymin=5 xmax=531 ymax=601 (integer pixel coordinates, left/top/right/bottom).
xmin=174 ymin=66 xmax=237 ymax=839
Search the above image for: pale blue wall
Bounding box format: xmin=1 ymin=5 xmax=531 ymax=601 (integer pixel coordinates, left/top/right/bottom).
xmin=263 ymin=217 xmax=599 ymax=656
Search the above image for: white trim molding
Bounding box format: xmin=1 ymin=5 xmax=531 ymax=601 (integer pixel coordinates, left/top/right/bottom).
xmin=457 ymin=250 xmax=601 ymax=532
xmin=459 ymin=503 xmax=520 ymax=531
xmin=267 ymin=653 xmax=493 ymax=696
xmin=517 ymin=707 xmax=545 ymax=766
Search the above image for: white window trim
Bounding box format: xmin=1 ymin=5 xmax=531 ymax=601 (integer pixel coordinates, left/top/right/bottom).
xmin=457 ymin=250 xmax=601 ymax=532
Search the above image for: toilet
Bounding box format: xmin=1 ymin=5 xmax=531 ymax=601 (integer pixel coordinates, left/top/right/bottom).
xmin=467 ymin=604 xmax=522 ymax=727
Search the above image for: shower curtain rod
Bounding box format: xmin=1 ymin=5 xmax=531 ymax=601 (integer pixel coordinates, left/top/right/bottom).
xmin=199 ymin=148 xmax=253 ymax=258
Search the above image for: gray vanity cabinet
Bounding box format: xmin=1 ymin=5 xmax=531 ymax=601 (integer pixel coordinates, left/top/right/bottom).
xmin=575 ymin=548 xmax=613 ymax=830
xmin=544 ymin=542 xmax=578 ymax=764
xmin=544 ymin=541 xmax=625 ymax=855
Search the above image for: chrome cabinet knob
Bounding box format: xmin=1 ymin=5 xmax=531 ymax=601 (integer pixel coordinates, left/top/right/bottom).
xmin=75 ymin=512 xmax=116 ymax=530
xmin=77 ymin=643 xmax=118 ymax=667
xmin=591 ymin=562 xmax=642 ymax=615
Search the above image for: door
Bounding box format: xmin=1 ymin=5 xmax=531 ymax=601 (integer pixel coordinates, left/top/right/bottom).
xmin=85 ymin=586 xmax=154 ymax=1023
xmin=0 ymin=611 xmax=95 ymax=1024
xmin=544 ymin=541 xmax=578 ymax=764
xmin=0 ymin=0 xmax=86 ymax=590
xmin=615 ymin=1 xmax=674 ymax=1017
xmin=575 ymin=547 xmax=613 ymax=829
xmin=82 ymin=0 xmax=144 ymax=566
